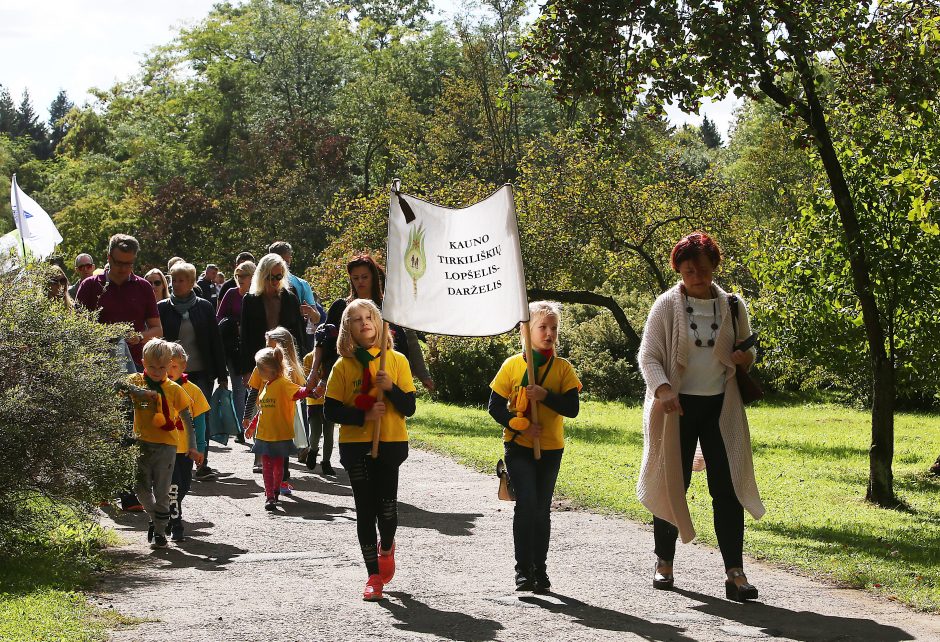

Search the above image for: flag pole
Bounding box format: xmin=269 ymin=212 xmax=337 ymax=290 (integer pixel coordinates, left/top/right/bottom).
xmin=521 ymin=320 xmax=542 ymax=460
xmin=11 ymin=174 xmax=27 ymax=260
xmin=371 ymin=322 xmax=390 ymax=459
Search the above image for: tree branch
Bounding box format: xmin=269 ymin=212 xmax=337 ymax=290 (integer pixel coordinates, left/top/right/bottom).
xmin=527 ymin=288 xmax=641 ymax=350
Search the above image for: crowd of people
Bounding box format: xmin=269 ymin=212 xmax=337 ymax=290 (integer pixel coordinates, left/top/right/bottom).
xmin=49 ymin=230 xmax=772 ymax=603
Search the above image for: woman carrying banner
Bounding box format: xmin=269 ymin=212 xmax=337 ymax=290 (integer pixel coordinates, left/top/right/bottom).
xmin=637 ymin=231 xmax=763 ymax=601
xmin=323 ymin=253 xmax=434 ymax=392
xmin=488 ymin=301 xmax=581 ymax=593
xmin=324 ymin=299 xmax=416 ymax=601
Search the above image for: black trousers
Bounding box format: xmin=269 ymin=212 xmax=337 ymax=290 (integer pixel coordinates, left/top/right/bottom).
xmin=187 ymin=370 xmax=214 ymax=467
xmin=652 ymin=393 xmax=744 ymax=571
xmin=169 ymin=454 xmax=193 ymax=527
xmin=504 ymin=441 xmax=563 ymax=575
xmin=339 ymin=441 xmax=408 ymax=576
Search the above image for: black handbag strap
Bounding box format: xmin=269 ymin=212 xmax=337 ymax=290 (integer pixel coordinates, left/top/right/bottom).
xmin=728 ymin=295 xmax=740 ymax=342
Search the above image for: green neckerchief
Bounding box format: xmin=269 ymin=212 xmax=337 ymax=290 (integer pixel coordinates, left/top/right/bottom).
xmin=520 ymin=349 xmax=554 ymax=387
xmin=354 ymin=345 xmax=379 ymax=368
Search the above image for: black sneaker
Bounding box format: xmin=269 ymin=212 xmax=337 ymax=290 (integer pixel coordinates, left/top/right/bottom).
xmin=515 ymin=571 xmax=535 ymax=592
xmin=234 ymin=434 xmax=247 ymax=445
xmin=194 ymin=466 xmax=218 ymax=481
xmin=151 ymin=533 xmax=168 ymax=549
xmin=147 ymin=522 xmax=155 ymax=543
xmin=306 ymin=454 xmax=318 ymax=470
xmin=264 ymin=498 xmax=277 ymax=511
xmin=321 ymin=461 xmax=335 ymax=476
xmin=170 ymin=525 xmax=185 ymax=542
xmin=533 ymin=569 xmax=552 ymax=594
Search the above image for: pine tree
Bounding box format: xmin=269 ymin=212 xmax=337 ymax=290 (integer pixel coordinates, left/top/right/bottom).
xmin=700 ymin=115 xmax=723 ymax=149
xmin=15 ymin=89 xmax=50 ymax=159
xmin=48 ymin=89 xmax=74 ymax=153
xmin=0 ymin=85 xmax=16 ymax=136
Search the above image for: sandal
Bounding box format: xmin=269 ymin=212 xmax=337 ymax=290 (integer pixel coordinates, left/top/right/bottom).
xmin=653 ymin=558 xmax=674 ymax=590
xmin=725 ymin=568 xmax=759 ymax=601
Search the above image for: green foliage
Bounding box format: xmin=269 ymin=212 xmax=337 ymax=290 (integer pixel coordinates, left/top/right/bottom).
xmin=410 ymin=398 xmax=940 ymax=612
xmin=425 ymin=333 xmax=516 ymax=405
xmin=0 ymin=264 xmax=135 ymax=544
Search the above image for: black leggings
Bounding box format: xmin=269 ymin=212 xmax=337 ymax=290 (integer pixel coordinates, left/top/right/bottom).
xmin=652 ymin=393 xmax=745 ymax=570
xmin=339 ymin=441 xmax=409 ymax=576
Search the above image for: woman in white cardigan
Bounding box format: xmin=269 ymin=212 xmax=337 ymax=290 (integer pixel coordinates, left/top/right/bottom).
xmin=637 ymin=232 xmax=764 ymax=602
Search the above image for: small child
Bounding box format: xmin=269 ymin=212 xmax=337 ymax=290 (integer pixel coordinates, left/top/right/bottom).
xmin=301 ymin=300 xmax=344 ymax=474
xmin=243 ymin=327 xmax=307 ymax=493
xmin=323 ymin=299 xmax=416 ymax=601
xmin=488 ymin=301 xmax=581 ymax=593
xmin=166 ymin=343 xmax=210 ymax=541
xmin=245 ymin=346 xmax=306 ymax=510
xmin=119 ymin=339 xmax=202 ymax=549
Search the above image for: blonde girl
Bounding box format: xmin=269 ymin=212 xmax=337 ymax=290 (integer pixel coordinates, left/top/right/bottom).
xmin=243 ymin=327 xmax=306 ymax=492
xmin=144 ymin=268 xmax=170 ymax=302
xmin=488 ymin=301 xmax=582 ymax=593
xmin=245 ymin=346 xmax=305 ymax=510
xmin=323 ymin=299 xmax=415 ymax=601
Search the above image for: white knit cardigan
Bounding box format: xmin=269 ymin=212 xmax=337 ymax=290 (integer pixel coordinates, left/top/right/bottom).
xmin=637 ymin=282 xmax=765 ymax=544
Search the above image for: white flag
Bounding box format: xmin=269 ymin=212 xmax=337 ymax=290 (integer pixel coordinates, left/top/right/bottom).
xmin=383 ymin=184 xmax=529 ymax=336
xmin=10 ymin=175 xmax=62 ymax=260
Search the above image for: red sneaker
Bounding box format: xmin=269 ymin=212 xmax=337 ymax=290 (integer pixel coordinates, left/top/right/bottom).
xmin=378 ymin=540 xmax=396 ymax=583
xmin=363 ymin=574 xmax=384 ymax=601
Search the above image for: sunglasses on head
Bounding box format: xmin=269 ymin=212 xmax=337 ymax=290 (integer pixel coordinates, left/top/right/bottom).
xmin=267 ymin=273 xmax=284 ymax=282
xmin=149 ymin=279 xmax=163 ymax=286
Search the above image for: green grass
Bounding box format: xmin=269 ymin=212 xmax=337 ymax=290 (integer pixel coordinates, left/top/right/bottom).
xmin=0 ymin=512 xmax=136 ymax=642
xmin=409 ymin=398 xmax=940 ymax=612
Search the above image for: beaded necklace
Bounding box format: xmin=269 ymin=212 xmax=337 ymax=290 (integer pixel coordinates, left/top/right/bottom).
xmin=684 ymin=289 xmax=718 ymax=348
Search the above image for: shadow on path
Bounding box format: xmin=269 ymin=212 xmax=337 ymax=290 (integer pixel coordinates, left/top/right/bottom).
xmin=398 ymin=502 xmax=483 ymax=537
xmin=380 ymin=591 xmax=503 ymax=641
xmin=518 ymin=592 xmax=696 ymax=641
xmin=671 ymin=587 xmax=916 ymax=641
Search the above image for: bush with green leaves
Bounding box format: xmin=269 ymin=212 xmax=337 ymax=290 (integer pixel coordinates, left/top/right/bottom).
xmin=562 ymin=309 xmax=645 ymax=402
xmin=425 ymin=333 xmax=517 ymax=405
xmin=0 ymin=263 xmax=136 ymax=545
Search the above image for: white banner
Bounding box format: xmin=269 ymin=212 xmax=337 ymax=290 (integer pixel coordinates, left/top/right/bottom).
xmin=10 ymin=175 xmax=62 ymax=260
xmin=383 ymin=184 xmax=529 ymax=336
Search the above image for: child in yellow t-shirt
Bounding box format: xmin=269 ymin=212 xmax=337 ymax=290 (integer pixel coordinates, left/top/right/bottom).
xmin=301 ymin=301 xmax=342 ymax=474
xmin=324 ymin=299 xmax=416 ymax=602
xmin=489 ymin=301 xmax=581 ymax=593
xmin=245 ymin=345 xmax=306 ymax=510
xmin=166 ymin=343 xmax=210 ymax=542
xmin=119 ymin=339 xmax=202 ymax=549
xmin=242 ymin=327 xmax=306 ymax=492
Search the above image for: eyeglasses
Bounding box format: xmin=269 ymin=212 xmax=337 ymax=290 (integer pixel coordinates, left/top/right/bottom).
xmin=110 ymin=258 xmax=135 ymax=268
xmin=77 ymin=263 xmax=94 ymax=269
xmin=54 ymin=277 xmax=68 ymax=286
xmin=267 ymin=273 xmax=284 ymax=282
xmin=148 ymin=280 xmax=163 ymax=286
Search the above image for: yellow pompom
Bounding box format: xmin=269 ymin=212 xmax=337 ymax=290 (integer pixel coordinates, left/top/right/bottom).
xmin=514 ymin=387 xmax=529 ymax=414
xmin=152 ymin=413 xmax=166 ymax=428
xmin=509 ymin=415 xmax=530 ymax=432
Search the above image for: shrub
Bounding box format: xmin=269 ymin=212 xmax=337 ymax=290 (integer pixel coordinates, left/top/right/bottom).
xmin=0 ymin=264 xmax=136 ymax=545
xmin=426 ymin=333 xmax=517 ymax=405
xmin=562 ymin=311 xmax=645 ymax=401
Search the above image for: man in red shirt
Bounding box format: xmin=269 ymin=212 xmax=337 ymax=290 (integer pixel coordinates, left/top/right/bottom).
xmin=76 ymin=234 xmax=163 ymax=369
xmin=76 ymin=234 xmax=164 ymax=512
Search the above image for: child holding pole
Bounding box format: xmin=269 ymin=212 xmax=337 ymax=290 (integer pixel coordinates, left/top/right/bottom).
xmin=489 ymin=301 xmax=581 ymax=593
xmin=324 ymin=299 xmax=416 ymax=601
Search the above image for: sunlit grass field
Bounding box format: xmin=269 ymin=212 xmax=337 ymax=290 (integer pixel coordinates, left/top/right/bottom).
xmin=409 ymin=398 xmax=940 ymax=612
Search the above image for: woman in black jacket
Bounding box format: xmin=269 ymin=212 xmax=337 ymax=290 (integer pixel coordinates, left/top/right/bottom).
xmin=159 ymin=261 xmax=228 ymax=478
xmin=239 ymin=253 xmax=306 ymax=377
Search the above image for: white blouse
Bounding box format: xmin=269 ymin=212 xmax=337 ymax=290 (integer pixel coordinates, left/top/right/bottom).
xmin=679 ymin=295 xmax=726 ymax=396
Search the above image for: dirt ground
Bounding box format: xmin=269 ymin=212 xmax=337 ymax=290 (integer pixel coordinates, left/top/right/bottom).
xmin=93 ymin=442 xmax=940 ymax=642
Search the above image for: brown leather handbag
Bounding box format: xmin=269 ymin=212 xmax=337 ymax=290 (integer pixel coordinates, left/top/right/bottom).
xmin=728 ymin=295 xmax=764 ymax=404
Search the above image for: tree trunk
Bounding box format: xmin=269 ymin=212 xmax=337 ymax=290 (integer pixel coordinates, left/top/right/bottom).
xmin=527 ymin=288 xmax=641 ymax=351
xmin=793 ymin=59 xmax=897 ymax=505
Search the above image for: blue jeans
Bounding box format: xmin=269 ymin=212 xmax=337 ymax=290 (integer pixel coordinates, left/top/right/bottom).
xmin=504 ymin=441 xmax=563 ymax=575
xmin=226 ymin=359 xmax=247 ymax=427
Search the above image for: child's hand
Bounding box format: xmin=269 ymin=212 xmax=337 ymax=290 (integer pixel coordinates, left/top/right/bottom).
xmin=188 ymin=449 xmax=204 ymax=466
xmin=375 ymin=370 xmax=393 ymax=392
xmin=365 ymin=401 xmax=386 ymax=422
xmin=524 ymin=422 xmax=542 ymax=440
xmin=525 ymin=384 xmax=547 ymax=402
xmin=145 ymin=390 xmax=160 ymax=402
xmin=311 ymin=381 xmax=326 ymax=399
xmin=245 ymin=423 xmax=256 ymax=440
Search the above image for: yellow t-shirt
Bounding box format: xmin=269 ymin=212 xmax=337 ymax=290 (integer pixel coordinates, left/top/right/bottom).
xmin=175 ymin=379 xmax=210 ymax=454
xmin=490 ymin=353 xmax=582 ymax=450
xmin=256 ymin=376 xmax=301 ymax=442
xmin=127 ymin=373 xmax=192 ymax=447
xmin=303 ymin=352 xmax=324 ymax=407
xmin=326 ymin=348 xmax=415 ymax=444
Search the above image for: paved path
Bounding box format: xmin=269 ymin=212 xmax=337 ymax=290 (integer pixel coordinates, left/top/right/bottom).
xmin=94 ymin=442 xmax=940 ymax=641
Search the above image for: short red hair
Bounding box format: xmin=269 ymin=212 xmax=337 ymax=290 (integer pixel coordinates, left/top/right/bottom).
xmin=670 ymin=232 xmax=721 ymax=272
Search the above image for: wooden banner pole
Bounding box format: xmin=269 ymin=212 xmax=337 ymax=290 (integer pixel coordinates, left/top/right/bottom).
xmin=370 ymin=322 xmax=389 ymax=459
xmin=521 ymin=321 xmax=541 ymax=460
